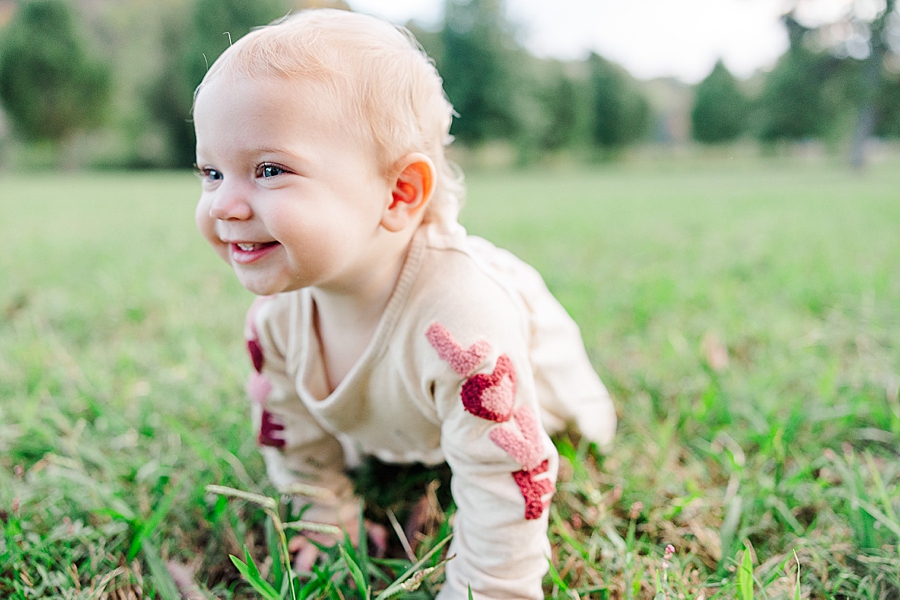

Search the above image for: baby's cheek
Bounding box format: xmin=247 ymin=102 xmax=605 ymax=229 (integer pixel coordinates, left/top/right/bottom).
xmin=194 ymin=198 xmax=212 ymax=236
xmin=195 ymin=200 xmax=230 ymax=261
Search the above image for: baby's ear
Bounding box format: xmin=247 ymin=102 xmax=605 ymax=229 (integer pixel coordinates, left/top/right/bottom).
xmin=381 ymin=153 xmax=435 ymax=233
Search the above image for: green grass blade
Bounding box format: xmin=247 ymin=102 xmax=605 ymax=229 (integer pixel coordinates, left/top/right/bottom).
xmin=864 ymin=451 xmax=899 ymax=524
xmin=737 ymin=546 xmax=753 ymax=600
xmin=340 ymin=544 xmax=370 ymax=598
xmin=141 ymin=540 xmax=181 ymax=600
xmin=546 ymin=556 xmax=570 ymax=592
xmin=127 ymin=479 xmax=184 ymax=560
xmin=230 ymin=550 xmax=281 ymax=600
xmin=264 ymin=519 xmax=288 ymax=598
xmin=357 ymin=504 xmax=368 ymax=565
xmin=718 ymin=496 xmax=743 ymax=569
xmin=653 ymin=571 xmax=664 ymax=600
xmin=856 ymin=498 xmax=900 ymax=539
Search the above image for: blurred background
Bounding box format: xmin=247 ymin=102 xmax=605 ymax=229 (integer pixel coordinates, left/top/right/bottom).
xmin=0 ymin=0 xmax=898 ymax=172
xmin=2 ymin=2 xmax=900 ymax=596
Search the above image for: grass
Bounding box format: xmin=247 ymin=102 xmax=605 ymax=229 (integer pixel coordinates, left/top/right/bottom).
xmin=1 ymin=156 xmax=899 ymax=598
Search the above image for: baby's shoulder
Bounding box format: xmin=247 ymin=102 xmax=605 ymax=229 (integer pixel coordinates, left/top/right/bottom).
xmin=422 ymin=231 xmax=524 ymax=297
xmin=404 ymin=235 xmax=532 ymax=347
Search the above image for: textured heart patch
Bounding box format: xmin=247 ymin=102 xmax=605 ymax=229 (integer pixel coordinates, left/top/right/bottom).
xmin=461 ymin=355 xmax=517 ymax=422
xmin=258 ymin=409 xmax=286 ymax=448
xmin=425 ymin=322 xmax=491 ymax=377
xmin=425 ymin=321 xmax=553 ymax=519
xmin=489 ymin=404 xmax=544 ymax=471
xmin=513 ymin=459 xmax=555 ymax=520
xmin=249 ymin=372 xmax=273 ymax=404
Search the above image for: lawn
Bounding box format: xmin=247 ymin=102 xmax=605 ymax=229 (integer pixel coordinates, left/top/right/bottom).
xmin=1 ymin=157 xmax=899 ymax=598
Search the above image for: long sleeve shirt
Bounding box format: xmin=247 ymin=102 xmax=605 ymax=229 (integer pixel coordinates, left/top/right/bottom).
xmin=244 ymin=222 xmax=616 ymax=599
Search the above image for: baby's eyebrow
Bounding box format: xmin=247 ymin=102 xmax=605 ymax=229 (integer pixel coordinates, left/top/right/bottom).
xmin=249 ymin=146 xmax=280 ymax=155
xmin=251 ymin=146 xmax=304 ymax=159
xmin=251 ymin=146 xmax=313 ymax=167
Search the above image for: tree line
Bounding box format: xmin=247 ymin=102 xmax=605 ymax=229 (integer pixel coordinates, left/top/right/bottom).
xmin=0 ymin=0 xmax=898 ymax=169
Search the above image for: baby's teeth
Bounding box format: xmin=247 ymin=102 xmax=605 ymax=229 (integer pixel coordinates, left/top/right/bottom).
xmin=237 ymin=243 xmax=257 ymax=251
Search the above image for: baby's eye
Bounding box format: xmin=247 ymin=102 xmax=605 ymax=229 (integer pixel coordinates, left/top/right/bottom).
xmin=259 ymin=164 xmax=285 ymax=178
xmin=194 ymin=165 xmax=223 ymax=182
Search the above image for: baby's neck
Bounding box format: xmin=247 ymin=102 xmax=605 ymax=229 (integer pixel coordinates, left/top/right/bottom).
xmin=309 ymin=237 xmax=412 ymax=393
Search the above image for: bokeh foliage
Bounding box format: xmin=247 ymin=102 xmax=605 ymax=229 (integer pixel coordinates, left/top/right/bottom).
xmin=587 ymin=53 xmax=651 ymax=155
xmin=690 ymin=61 xmax=749 ymax=144
xmin=147 ymin=0 xmax=292 ymax=168
xmin=0 ymin=0 xmax=111 ymax=143
xmin=0 ymin=0 xmax=899 ymax=166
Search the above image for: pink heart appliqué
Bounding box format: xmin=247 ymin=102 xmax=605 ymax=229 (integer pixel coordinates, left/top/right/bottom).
xmin=248 ymin=372 xmax=272 ymax=404
xmin=489 ymin=405 xmax=545 ymax=471
xmin=460 ymin=355 xmax=516 ymax=422
xmin=426 ymin=322 xmax=491 ymax=378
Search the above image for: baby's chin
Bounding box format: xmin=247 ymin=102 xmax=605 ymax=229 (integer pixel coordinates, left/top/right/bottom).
xmin=233 ymin=269 xmax=300 ymax=297
xmin=234 ymin=272 xmax=279 ymax=297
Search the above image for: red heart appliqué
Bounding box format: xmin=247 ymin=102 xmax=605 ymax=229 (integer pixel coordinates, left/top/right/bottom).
xmin=513 ymin=459 xmax=555 ymax=520
xmin=247 ymin=339 xmax=264 ymax=373
xmin=460 ymin=354 xmax=516 ymax=422
xmin=258 ymin=409 xmax=286 ymax=448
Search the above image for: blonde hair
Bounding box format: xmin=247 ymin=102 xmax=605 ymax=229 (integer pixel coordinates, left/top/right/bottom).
xmin=195 ymin=9 xmax=464 ymax=230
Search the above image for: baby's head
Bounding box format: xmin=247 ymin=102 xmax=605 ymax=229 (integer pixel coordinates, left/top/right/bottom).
xmin=195 ymin=9 xmax=462 ymax=228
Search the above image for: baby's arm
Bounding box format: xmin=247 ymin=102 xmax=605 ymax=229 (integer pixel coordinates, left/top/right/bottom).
xmin=424 ymin=321 xmax=558 ymax=600
xmin=466 ymin=235 xmax=617 ymax=449
xmin=245 ymin=298 xmax=360 ymax=544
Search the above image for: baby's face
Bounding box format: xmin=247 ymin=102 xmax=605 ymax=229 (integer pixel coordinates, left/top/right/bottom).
xmin=194 ymin=74 xmax=392 ymax=296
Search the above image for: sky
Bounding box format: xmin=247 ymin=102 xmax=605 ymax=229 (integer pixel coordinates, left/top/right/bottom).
xmin=345 ymin=0 xmax=796 ymax=83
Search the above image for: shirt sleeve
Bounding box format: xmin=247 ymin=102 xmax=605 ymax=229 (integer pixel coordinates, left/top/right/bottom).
xmin=466 ymin=235 xmax=617 ymax=450
xmin=423 ymin=319 xmax=558 ymax=600
xmin=245 ymin=296 xmax=359 ymax=528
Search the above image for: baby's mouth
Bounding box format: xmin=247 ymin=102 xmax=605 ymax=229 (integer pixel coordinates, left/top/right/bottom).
xmin=235 ymin=242 xmax=278 ymax=252
xmin=230 ymin=241 xmax=280 ymax=264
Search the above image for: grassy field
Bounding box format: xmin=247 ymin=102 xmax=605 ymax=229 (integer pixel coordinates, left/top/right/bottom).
xmin=1 ymin=158 xmax=899 ymax=599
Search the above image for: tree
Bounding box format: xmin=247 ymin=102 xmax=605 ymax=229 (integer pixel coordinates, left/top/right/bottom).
xmin=691 ymin=60 xmax=748 ymax=144
xmin=773 ymin=0 xmax=899 ymax=165
xmin=0 ymin=0 xmax=111 ymax=143
xmin=844 ymin=0 xmax=896 ymax=166
xmin=875 ymin=74 xmax=900 ymax=138
xmin=436 ymin=0 xmax=522 ymax=145
xmin=146 ymin=0 xmax=289 ymax=167
xmin=528 ymin=61 xmax=594 ymax=154
xmin=587 ymin=53 xmax=650 ymax=155
xmin=754 ymin=17 xmax=840 ymax=144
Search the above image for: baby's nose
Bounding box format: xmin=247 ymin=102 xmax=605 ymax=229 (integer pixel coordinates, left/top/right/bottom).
xmin=210 ymin=185 xmax=253 ymax=220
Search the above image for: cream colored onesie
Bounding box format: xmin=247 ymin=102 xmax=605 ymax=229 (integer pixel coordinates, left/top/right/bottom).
xmin=244 ymin=222 xmax=616 ymax=599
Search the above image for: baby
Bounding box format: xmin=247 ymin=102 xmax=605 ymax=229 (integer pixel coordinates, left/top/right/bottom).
xmin=192 ymin=9 xmax=616 ymax=599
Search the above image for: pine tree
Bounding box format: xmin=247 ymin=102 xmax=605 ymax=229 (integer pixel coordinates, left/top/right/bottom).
xmin=0 ymin=0 xmax=111 ymax=142
xmin=754 ymin=20 xmax=838 ymax=144
xmin=437 ymin=0 xmax=521 ymax=145
xmin=587 ymin=53 xmax=650 ymax=155
xmin=691 ymin=61 xmax=748 ymax=144
xmin=146 ymin=0 xmax=289 ymax=167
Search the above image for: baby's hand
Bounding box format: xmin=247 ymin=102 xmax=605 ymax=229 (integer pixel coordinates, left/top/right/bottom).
xmin=288 ymin=519 xmax=388 ymax=572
